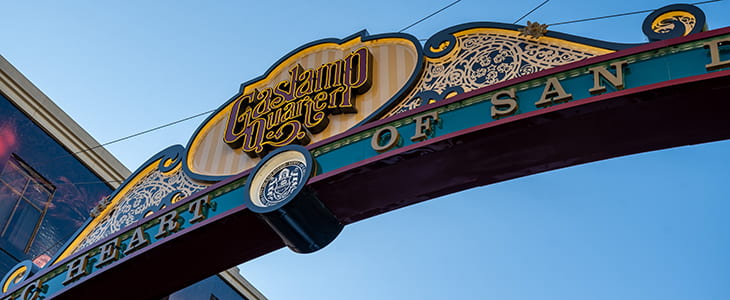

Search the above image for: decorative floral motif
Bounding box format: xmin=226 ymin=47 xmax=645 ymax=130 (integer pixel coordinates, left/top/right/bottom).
xmin=73 ymin=167 xmax=208 ymax=252
xmin=385 ymin=31 xmax=606 ymax=116
xmin=518 ymin=21 xmax=549 ymax=39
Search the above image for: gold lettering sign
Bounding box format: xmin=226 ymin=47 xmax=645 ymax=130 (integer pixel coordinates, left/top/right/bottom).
xmin=223 ymin=48 xmax=373 ymax=157
xmin=185 ymin=34 xmax=421 ymax=180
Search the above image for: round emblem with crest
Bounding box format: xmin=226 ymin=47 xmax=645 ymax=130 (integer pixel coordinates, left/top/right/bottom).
xmin=245 ymin=145 xmax=315 ymax=213
xmin=258 ymin=160 xmax=306 ymax=207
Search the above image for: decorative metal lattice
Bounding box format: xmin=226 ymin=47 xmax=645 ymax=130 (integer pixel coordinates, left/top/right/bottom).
xmin=73 ymin=167 xmax=207 ymax=252
xmin=385 ymin=31 xmax=606 ymax=116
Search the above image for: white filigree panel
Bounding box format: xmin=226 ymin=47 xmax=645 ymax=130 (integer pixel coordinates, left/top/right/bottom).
xmin=385 ymin=31 xmax=609 ymax=116
xmin=72 ymin=167 xmax=208 ymax=253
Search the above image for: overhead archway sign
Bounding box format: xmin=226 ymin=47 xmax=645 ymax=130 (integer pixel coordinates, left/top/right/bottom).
xmin=2 ymin=4 xmax=730 ymax=300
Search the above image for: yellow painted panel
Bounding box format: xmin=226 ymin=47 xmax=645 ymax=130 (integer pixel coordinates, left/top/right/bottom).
xmin=187 ymin=38 xmax=419 ymax=178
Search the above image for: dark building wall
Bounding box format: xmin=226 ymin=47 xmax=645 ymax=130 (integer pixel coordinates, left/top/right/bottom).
xmin=0 ymin=92 xmax=113 ymax=274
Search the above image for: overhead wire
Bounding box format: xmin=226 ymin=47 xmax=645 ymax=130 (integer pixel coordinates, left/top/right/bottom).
xmin=15 ymin=109 xmax=215 ymax=187
xmin=513 ymin=0 xmax=551 ymax=24
xmin=415 ymin=0 xmax=721 ymax=41
xmin=73 ymin=109 xmax=215 ymax=157
xmin=399 ymin=0 xmax=462 ymax=32
xmin=548 ymin=0 xmax=722 ymax=26
xmin=0 ymin=107 xmax=213 ymax=242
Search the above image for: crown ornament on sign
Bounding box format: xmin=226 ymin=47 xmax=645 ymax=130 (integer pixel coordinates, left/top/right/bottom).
xmin=519 ymin=21 xmax=549 ymax=39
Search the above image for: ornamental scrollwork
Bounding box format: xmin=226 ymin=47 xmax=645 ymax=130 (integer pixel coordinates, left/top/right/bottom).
xmin=652 ymin=15 xmax=696 ymax=35
xmin=641 ymin=4 xmax=706 ymax=41
xmin=73 ymin=167 xmax=208 ymax=253
xmin=385 ymin=30 xmax=607 ymax=116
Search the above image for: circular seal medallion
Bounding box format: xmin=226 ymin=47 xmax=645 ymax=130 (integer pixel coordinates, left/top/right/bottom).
xmin=258 ymin=160 xmax=306 ymax=207
xmin=245 ymin=145 xmax=315 ymax=213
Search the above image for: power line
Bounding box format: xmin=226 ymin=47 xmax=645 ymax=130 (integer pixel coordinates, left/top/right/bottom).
xmin=549 ymin=0 xmax=722 ymax=26
xmin=31 ymin=108 xmax=214 ymax=168
xmin=514 ymin=0 xmax=550 ymax=24
xmin=549 ymin=8 xmax=659 ymax=26
xmin=51 ymin=180 xmax=123 ymax=185
xmin=13 ymin=109 xmax=214 ymax=189
xmin=73 ymin=109 xmax=215 ymax=157
xmin=399 ymin=0 xmax=463 ymax=32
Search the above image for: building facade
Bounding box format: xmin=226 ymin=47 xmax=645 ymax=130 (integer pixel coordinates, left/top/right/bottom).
xmin=0 ymin=55 xmax=265 ymax=300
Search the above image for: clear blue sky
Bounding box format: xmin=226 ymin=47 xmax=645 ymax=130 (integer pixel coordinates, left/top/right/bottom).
xmin=1 ymin=1 xmax=729 ymax=299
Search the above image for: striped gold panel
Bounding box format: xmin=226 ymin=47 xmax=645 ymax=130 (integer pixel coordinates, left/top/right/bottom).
xmin=187 ymin=38 xmax=419 ymax=178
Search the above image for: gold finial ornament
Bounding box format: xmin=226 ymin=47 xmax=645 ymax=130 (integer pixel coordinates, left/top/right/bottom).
xmin=519 ymin=21 xmax=549 ymax=39
xmin=642 ymin=4 xmax=706 ymax=41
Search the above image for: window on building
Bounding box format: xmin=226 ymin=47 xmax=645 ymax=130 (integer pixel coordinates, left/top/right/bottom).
xmin=0 ymin=154 xmax=55 ymax=253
